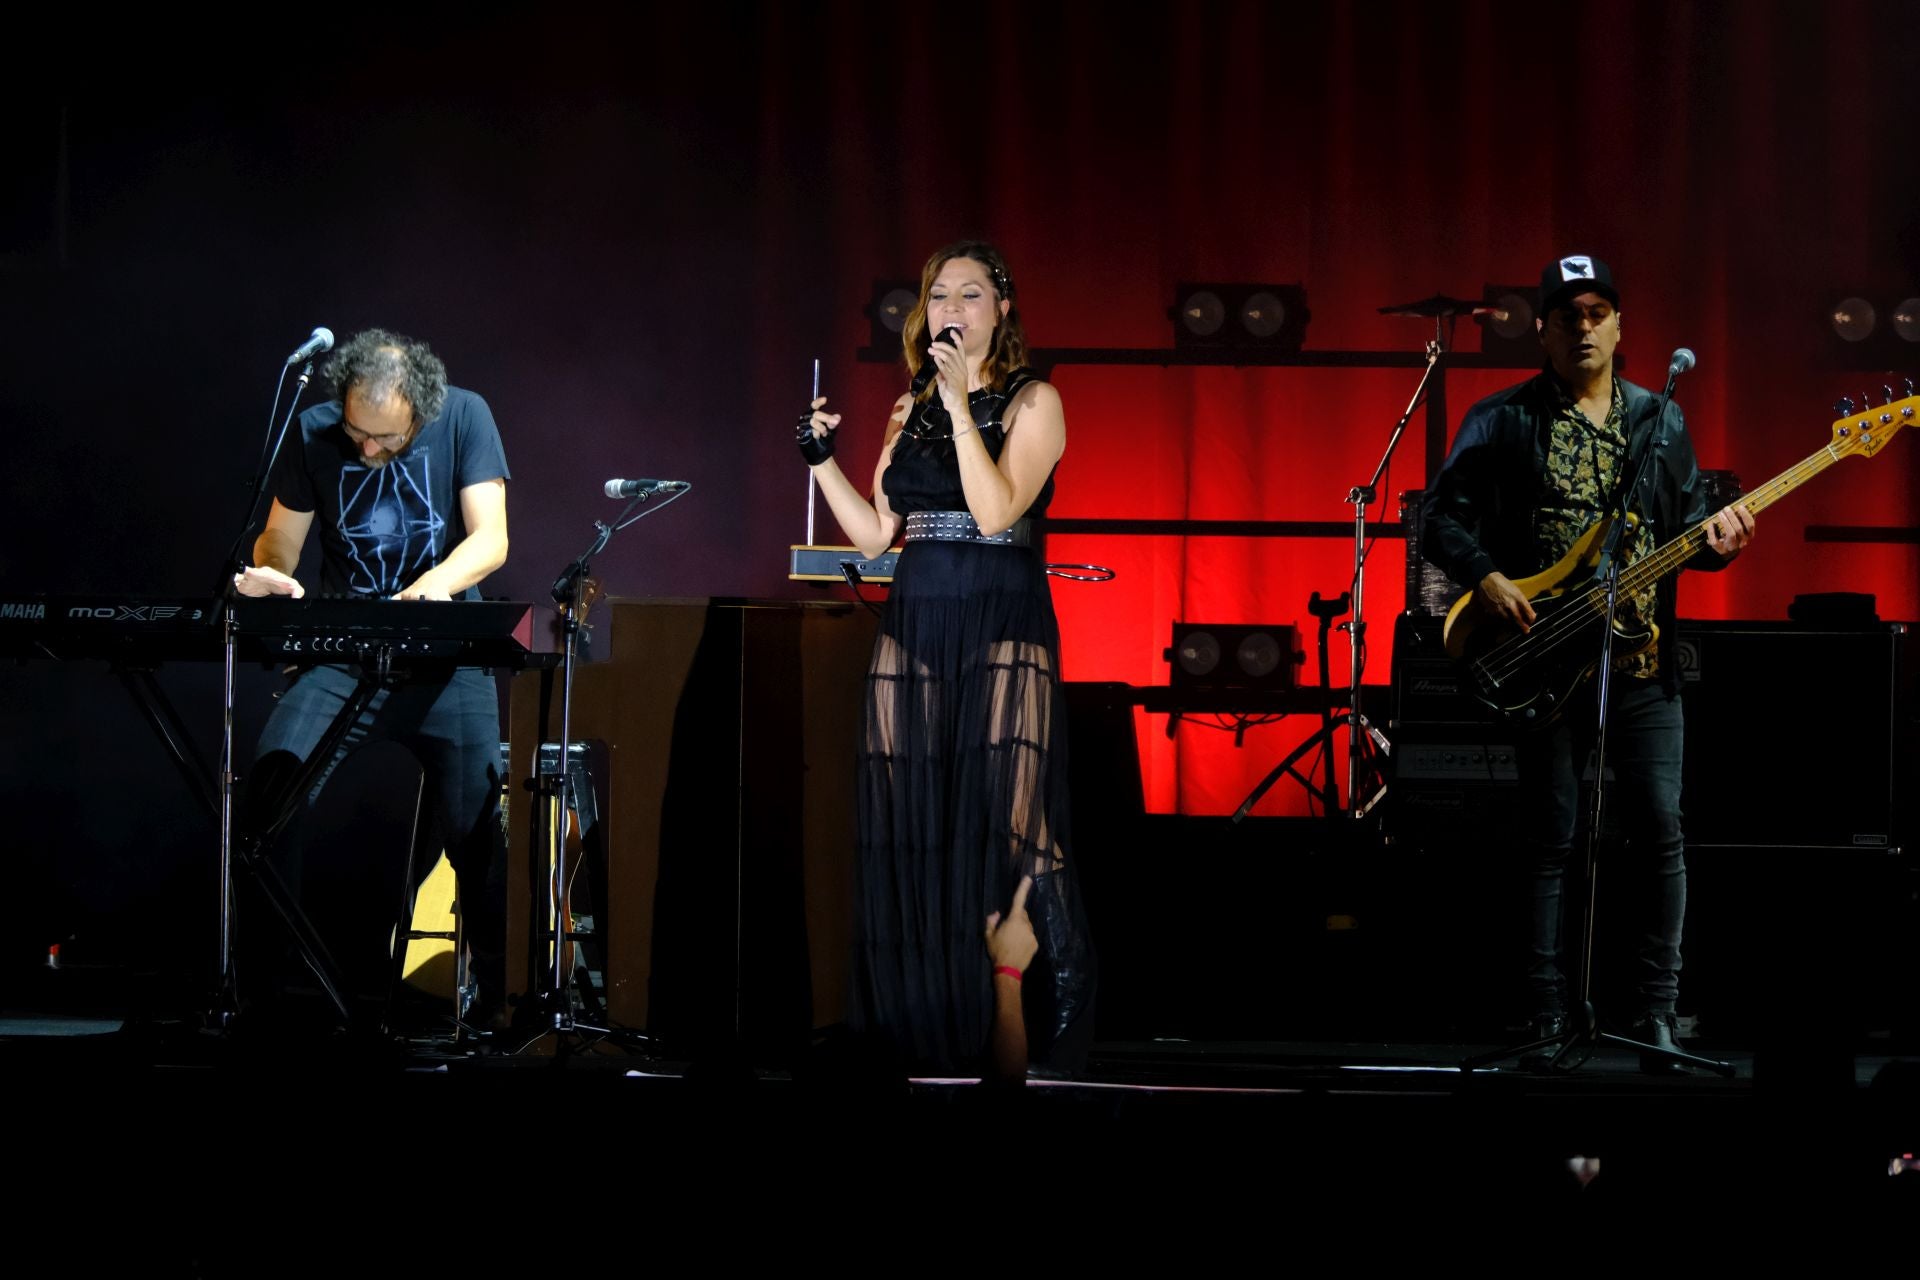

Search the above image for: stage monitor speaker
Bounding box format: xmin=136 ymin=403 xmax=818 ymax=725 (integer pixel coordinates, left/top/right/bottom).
xmin=1676 ymin=621 xmax=1915 ymax=850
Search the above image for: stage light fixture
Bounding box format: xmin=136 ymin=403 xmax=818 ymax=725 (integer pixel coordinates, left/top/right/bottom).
xmin=1172 ymin=627 xmax=1222 ymax=679
xmin=1172 ymin=282 xmax=1310 ymax=352
xmin=1239 ymin=291 xmax=1287 ymax=339
xmin=1175 ymin=289 xmax=1227 ymax=339
xmin=1831 ymin=296 xmax=1877 ymax=342
xmin=1166 ymin=622 xmax=1300 ymax=690
xmin=1893 ymin=299 xmax=1920 ymax=343
xmin=866 ymin=280 xmax=919 ymax=350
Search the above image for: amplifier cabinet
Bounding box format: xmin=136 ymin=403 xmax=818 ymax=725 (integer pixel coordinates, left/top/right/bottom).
xmin=1676 ymin=621 xmax=1915 ymax=851
xmin=1387 ymin=613 xmax=1518 ymax=844
xmin=1388 ymin=615 xmax=1918 ymax=852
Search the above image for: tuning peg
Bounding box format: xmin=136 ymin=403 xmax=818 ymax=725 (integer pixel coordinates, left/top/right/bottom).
xmin=1835 ymin=396 xmax=1855 ymax=416
xmin=1906 ymin=377 xmax=1916 ymax=399
xmin=1885 ymin=385 xmax=1897 ymax=405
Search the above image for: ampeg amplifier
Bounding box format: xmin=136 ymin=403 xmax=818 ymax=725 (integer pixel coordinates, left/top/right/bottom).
xmin=1387 ymin=613 xmax=1518 ymax=843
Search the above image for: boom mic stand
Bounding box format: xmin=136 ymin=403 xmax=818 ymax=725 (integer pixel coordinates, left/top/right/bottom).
xmin=1463 ymin=375 xmax=1732 ymax=1078
xmin=207 ymin=353 xmax=355 ymax=1028
xmin=1232 ymin=333 xmax=1442 ymax=822
xmin=510 ymin=485 xmax=685 ymax=1055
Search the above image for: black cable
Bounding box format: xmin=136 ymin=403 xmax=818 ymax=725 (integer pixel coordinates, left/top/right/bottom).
xmin=838 ymin=562 xmax=885 ymax=618
xmin=610 ymin=482 xmax=694 ymax=531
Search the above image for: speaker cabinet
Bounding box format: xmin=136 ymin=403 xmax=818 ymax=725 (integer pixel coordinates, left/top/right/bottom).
xmin=1675 ymin=621 xmax=1915 ymax=850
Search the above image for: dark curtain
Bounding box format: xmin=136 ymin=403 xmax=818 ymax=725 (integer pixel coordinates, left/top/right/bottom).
xmin=3 ymin=0 xmax=1917 ymax=967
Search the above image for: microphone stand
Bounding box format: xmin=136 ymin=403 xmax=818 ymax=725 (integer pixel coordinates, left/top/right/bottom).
xmin=512 ymin=492 xmax=665 ymax=1054
xmin=1340 ymin=338 xmax=1441 ymax=816
xmin=1463 ymin=373 xmax=1732 ymax=1077
xmin=207 ymin=357 xmax=354 ymax=1027
xmin=1231 ymin=333 xmax=1440 ymax=822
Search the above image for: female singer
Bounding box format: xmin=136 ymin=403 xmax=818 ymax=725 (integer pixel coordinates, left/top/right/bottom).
xmin=798 ymin=240 xmax=1093 ymax=1075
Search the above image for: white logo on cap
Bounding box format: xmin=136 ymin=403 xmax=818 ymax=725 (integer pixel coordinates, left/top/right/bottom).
xmin=1560 ymin=256 xmax=1596 ymax=282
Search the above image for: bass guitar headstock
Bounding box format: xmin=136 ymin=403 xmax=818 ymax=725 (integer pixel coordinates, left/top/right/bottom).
xmin=1831 ymin=380 xmax=1920 ymax=459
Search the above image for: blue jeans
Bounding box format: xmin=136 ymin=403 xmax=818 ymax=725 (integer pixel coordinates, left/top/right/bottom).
xmin=1516 ymin=676 xmax=1686 ymax=1019
xmin=246 ymin=663 xmax=506 ymax=1002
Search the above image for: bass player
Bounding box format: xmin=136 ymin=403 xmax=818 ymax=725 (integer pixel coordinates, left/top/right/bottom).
xmin=1420 ymin=253 xmax=1754 ymax=1072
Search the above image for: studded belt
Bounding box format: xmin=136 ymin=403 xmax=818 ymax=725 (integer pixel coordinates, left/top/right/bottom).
xmin=902 ymin=511 xmax=1032 ymax=547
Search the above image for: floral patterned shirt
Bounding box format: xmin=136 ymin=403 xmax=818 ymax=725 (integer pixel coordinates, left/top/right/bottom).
xmin=1533 ymin=377 xmax=1659 ymax=678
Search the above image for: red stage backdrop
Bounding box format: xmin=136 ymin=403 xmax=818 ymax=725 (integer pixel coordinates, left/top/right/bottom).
xmin=737 ymin=0 xmax=1920 ymax=815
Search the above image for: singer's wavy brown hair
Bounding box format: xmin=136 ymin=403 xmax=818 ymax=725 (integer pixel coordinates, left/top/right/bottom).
xmin=324 ymin=328 xmax=449 ymax=425
xmin=901 ymin=240 xmax=1029 ymax=401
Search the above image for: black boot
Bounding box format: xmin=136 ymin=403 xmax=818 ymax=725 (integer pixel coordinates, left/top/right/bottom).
xmin=1627 ymin=1011 xmax=1688 ymax=1077
xmin=1518 ymin=1012 xmax=1569 ymax=1073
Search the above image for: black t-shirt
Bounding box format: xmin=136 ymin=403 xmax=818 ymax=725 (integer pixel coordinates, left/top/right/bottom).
xmin=270 ymin=386 xmax=510 ymax=599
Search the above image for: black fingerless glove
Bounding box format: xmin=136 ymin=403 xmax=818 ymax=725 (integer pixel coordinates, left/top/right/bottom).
xmin=796 ymin=411 xmax=835 ymax=467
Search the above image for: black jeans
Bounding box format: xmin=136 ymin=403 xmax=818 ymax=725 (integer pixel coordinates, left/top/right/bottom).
xmin=1516 ymin=676 xmax=1686 ymax=1019
xmin=244 ymin=663 xmax=506 ymax=1004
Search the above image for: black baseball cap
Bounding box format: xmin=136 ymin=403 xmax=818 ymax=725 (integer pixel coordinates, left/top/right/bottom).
xmin=1538 ymin=254 xmax=1620 ymax=314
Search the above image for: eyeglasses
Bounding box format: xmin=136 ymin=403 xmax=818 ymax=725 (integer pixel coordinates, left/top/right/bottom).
xmin=341 ymin=415 xmax=413 ymax=451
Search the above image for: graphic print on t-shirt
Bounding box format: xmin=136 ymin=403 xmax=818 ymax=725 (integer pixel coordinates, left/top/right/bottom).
xmin=336 ymin=447 xmax=446 ymax=595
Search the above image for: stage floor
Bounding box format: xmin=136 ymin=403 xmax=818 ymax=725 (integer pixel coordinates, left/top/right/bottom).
xmin=6 ymin=960 xmax=1919 ymax=1237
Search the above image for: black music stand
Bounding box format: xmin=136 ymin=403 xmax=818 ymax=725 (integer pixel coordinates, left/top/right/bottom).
xmin=1461 ymin=382 xmax=1732 ymax=1079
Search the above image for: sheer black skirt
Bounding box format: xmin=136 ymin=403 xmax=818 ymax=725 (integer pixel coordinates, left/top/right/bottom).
xmin=847 ymin=537 xmax=1095 ymax=1074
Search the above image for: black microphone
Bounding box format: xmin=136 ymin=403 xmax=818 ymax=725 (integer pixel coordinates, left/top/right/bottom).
xmin=908 ymin=326 xmax=963 ymax=396
xmin=604 ymin=477 xmax=690 ymax=498
xmin=285 ymin=327 xmax=334 ymax=366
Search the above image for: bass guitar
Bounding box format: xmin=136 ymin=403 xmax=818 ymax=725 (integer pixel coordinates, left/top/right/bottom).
xmin=1442 ymin=389 xmax=1918 ymax=725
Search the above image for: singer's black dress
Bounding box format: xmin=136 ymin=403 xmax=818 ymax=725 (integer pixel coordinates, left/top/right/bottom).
xmin=847 ymin=369 xmax=1095 ymax=1075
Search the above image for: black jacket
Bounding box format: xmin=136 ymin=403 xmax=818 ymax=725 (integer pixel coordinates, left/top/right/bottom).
xmin=1419 ymin=372 xmax=1729 ymax=693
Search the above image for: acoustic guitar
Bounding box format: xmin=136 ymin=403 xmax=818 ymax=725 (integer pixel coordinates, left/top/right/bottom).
xmin=1442 ymin=390 xmax=1919 ymax=726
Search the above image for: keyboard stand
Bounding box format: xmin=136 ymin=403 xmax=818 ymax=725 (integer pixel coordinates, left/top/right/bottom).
xmin=215 ymin=635 xmax=417 ymax=1029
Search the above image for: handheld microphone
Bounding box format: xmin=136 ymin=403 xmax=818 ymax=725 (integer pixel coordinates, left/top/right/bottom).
xmin=604 ymin=477 xmax=690 ymax=498
xmin=285 ymin=327 xmax=334 ymax=366
xmin=908 ymin=327 xmax=963 ymax=396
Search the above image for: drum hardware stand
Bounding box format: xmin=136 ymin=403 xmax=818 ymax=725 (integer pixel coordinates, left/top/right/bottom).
xmin=1462 ymin=367 xmax=1732 ymax=1078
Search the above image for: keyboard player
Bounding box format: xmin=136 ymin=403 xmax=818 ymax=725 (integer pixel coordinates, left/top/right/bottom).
xmin=232 ymin=328 xmax=511 ymax=1028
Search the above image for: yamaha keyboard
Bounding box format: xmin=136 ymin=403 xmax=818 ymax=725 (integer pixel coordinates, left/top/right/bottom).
xmin=0 ymin=594 xmax=543 ymax=667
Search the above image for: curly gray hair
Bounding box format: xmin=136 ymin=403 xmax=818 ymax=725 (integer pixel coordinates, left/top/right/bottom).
xmin=323 ymin=328 xmax=448 ymax=425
